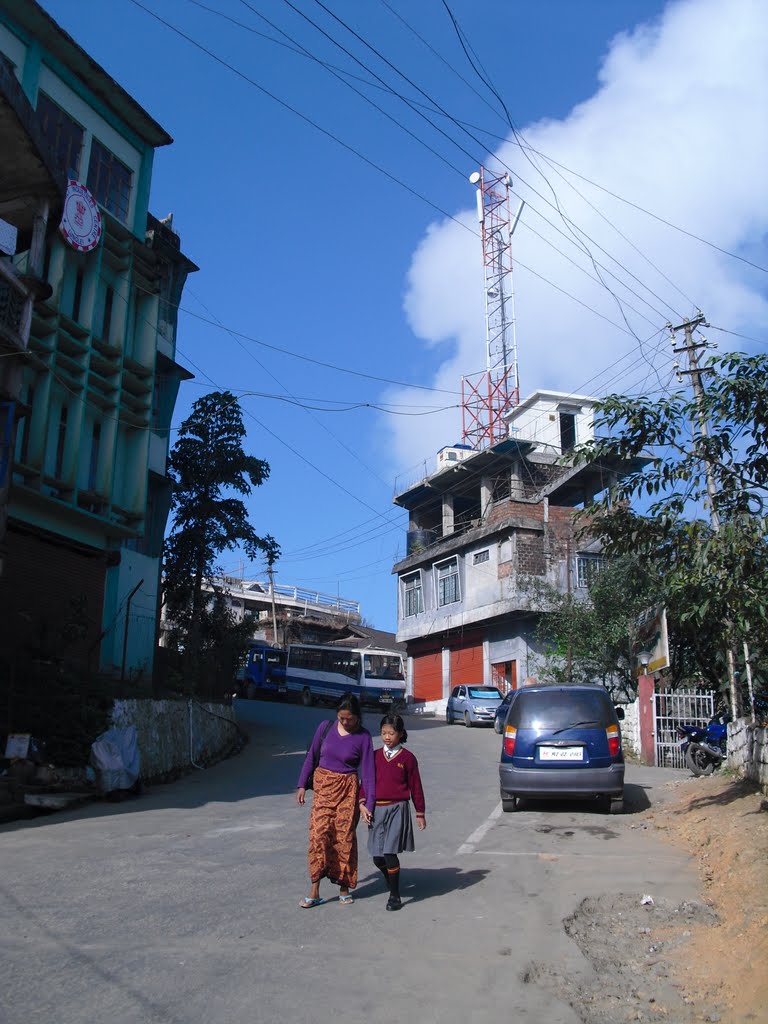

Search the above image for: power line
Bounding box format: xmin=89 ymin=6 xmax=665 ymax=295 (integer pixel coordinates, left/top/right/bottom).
xmin=307 ymin=0 xmax=685 ymax=334
xmin=125 ymin=5 xmax=665 ymax=352
xmin=127 ymin=0 xmax=475 ymax=240
xmin=129 ymin=0 xmax=685 ymax=351
xmin=183 ymin=287 xmax=393 ymax=491
xmin=172 ymin=340 xmax=400 ymax=526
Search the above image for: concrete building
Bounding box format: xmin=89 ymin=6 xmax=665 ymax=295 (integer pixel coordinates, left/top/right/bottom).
xmin=392 ymin=391 xmax=637 ymax=710
xmin=0 ymin=1 xmax=196 ymax=680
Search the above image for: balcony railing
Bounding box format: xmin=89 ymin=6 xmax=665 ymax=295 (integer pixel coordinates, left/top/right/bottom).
xmin=215 ymin=576 xmax=361 ymax=619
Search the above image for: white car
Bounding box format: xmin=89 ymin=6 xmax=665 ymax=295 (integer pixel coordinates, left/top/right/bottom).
xmin=446 ymin=684 xmax=504 ymax=727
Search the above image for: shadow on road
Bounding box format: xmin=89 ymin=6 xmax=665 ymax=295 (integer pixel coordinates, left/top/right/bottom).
xmin=510 ymin=782 xmax=651 ymax=817
xmin=353 ymin=865 xmax=490 ymax=904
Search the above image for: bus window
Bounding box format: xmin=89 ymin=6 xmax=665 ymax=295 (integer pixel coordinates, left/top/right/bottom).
xmin=364 ymin=654 xmax=404 ymax=681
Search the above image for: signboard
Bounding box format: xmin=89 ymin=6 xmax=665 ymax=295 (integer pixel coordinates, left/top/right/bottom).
xmin=4 ymin=733 xmax=31 ymax=759
xmin=59 ymin=180 xmax=102 ymax=252
xmin=632 ymin=605 xmax=670 ymax=675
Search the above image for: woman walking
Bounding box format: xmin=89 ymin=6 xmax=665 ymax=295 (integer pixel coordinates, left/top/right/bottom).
xmin=296 ymin=694 xmax=375 ymax=907
xmin=360 ymin=713 xmax=426 ymax=911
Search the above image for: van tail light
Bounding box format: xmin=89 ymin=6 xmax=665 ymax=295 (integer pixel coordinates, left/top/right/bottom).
xmin=503 ymin=725 xmax=517 ymax=756
xmin=606 ymin=724 xmax=621 ymax=757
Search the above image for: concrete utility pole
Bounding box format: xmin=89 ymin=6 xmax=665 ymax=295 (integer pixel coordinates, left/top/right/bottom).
xmin=267 ymin=562 xmax=279 ymax=648
xmin=671 ymin=314 xmax=739 ymax=718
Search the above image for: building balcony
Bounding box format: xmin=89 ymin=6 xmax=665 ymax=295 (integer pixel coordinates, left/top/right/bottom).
xmin=0 ymin=261 xmax=31 ymax=355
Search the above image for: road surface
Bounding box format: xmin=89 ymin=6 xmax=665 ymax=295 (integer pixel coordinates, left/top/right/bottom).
xmin=0 ymin=699 xmax=698 ymax=1024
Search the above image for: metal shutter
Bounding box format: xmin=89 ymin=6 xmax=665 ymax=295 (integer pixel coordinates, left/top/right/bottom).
xmin=412 ymin=651 xmax=442 ymax=702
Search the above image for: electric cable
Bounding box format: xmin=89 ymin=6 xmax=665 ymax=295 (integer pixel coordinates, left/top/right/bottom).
xmin=306 ymin=0 xmax=686 ymax=333
xmin=128 ymin=0 xmax=674 ymax=346
xmin=377 ymin=0 xmax=766 ymax=278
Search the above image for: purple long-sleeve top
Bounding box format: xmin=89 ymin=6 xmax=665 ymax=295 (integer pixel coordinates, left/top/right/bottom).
xmin=297 ymin=721 xmax=376 ymax=814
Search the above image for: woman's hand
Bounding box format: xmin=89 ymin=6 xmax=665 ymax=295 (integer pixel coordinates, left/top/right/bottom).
xmin=359 ymin=803 xmax=372 ymax=825
xmin=297 ymin=788 xmax=306 ymax=806
xmin=416 ymin=814 xmax=427 ymax=831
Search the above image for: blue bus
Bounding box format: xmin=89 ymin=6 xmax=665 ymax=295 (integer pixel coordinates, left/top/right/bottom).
xmin=240 ymin=642 xmax=288 ymax=698
xmin=285 ymin=644 xmax=406 ymax=708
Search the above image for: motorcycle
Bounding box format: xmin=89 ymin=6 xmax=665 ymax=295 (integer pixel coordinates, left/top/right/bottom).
xmin=676 ymin=716 xmax=729 ymax=776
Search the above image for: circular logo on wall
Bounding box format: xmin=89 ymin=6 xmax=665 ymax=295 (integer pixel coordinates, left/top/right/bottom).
xmin=59 ymin=180 xmax=102 ymax=252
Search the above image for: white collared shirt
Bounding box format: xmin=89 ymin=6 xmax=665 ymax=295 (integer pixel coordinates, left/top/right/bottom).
xmin=383 ymin=744 xmax=402 ymax=761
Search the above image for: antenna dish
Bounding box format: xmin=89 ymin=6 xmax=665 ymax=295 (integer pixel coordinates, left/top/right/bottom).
xmin=468 ymin=171 xmax=481 ymax=184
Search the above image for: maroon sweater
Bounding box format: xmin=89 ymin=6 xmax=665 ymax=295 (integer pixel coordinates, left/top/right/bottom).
xmin=360 ymin=747 xmax=425 ymax=815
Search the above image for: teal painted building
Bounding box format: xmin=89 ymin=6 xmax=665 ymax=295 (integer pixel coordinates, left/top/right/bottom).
xmin=0 ymin=0 xmax=196 ymax=680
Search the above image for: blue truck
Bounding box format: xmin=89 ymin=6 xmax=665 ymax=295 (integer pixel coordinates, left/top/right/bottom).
xmin=239 ymin=642 xmax=288 ymax=698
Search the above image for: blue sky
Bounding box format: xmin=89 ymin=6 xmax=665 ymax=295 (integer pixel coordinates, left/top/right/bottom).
xmin=40 ymin=0 xmax=768 ymax=631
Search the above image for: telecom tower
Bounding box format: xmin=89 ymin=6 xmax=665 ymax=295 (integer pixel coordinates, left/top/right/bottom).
xmin=462 ymin=167 xmax=523 ymax=449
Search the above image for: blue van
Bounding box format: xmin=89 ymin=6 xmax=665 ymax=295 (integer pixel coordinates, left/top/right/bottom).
xmin=499 ymin=684 xmax=625 ymax=813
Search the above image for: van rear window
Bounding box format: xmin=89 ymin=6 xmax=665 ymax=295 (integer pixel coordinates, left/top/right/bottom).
xmin=509 ymin=690 xmax=615 ymax=730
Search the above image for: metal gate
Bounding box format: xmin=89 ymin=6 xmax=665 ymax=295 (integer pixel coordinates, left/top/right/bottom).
xmin=654 ymin=689 xmax=714 ymax=767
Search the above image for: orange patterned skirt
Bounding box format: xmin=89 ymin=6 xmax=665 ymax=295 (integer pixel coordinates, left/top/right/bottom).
xmin=308 ymin=767 xmax=360 ymax=888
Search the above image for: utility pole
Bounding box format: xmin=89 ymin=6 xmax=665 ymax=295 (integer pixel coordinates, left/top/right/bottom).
xmin=671 ymin=313 xmax=739 ymax=718
xmin=267 ymin=560 xmax=279 ymax=648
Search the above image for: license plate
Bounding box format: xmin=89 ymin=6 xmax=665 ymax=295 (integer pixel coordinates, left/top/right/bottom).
xmin=540 ymin=746 xmax=584 ymax=761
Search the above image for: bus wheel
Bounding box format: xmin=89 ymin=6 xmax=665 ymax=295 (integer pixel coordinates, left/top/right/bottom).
xmin=301 ymin=687 xmax=314 ymax=707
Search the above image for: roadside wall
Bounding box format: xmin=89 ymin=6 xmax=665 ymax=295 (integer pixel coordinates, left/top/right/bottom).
xmin=619 ymin=699 xmax=640 ymax=758
xmin=727 ymin=717 xmax=768 ymax=794
xmin=111 ymin=699 xmax=239 ymax=782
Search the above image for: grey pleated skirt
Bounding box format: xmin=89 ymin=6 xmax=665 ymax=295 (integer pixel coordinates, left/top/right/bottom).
xmin=367 ymin=801 xmax=415 ymax=856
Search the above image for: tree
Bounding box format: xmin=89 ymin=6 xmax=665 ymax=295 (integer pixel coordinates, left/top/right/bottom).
xmin=577 ymin=350 xmax=768 ymax=714
xmin=163 ymin=391 xmax=279 ymax=692
xmin=530 ymin=556 xmax=657 ymax=698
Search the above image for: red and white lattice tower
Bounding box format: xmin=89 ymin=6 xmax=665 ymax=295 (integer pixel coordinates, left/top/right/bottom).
xmin=462 ymin=167 xmax=522 ymax=449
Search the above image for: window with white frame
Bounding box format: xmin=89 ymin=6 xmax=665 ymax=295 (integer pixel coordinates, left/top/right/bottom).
xmin=401 ymin=571 xmax=424 ymax=617
xmin=576 ymin=553 xmax=605 ymax=589
xmin=436 ymin=557 xmax=460 ymax=607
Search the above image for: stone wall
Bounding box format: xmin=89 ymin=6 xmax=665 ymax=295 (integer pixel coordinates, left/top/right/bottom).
xmin=727 ymin=717 xmax=768 ymax=793
xmin=111 ymin=699 xmax=240 ymax=782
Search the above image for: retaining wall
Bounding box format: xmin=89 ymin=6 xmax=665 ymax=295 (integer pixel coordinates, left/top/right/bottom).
xmin=727 ymin=717 xmax=768 ymax=793
xmin=619 ymin=699 xmax=640 ymax=758
xmin=111 ymin=699 xmax=239 ymax=782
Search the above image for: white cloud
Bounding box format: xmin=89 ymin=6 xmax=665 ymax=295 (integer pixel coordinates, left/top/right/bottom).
xmin=384 ymin=0 xmax=768 ymax=478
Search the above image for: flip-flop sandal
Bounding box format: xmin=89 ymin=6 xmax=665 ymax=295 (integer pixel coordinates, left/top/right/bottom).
xmin=299 ymin=897 xmax=323 ymax=909
xmin=339 ymin=894 xmax=354 ymax=905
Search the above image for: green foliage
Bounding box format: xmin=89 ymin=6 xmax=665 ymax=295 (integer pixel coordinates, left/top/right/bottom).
xmin=163 ymin=392 xmax=279 ymax=694
xmin=576 ymin=350 xmax=768 ymax=705
xmin=531 ymin=556 xmax=655 ymax=698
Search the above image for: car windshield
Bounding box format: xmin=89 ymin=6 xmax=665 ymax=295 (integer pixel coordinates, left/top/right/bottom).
xmin=468 ymin=687 xmax=502 ymax=700
xmin=509 ymin=690 xmax=615 ymax=730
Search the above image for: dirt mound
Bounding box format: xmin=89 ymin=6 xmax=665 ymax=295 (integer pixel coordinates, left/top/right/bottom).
xmin=647 ymin=775 xmax=768 ymax=1023
xmin=524 ymin=774 xmax=767 ymax=1023
xmin=525 ymin=893 xmax=719 ymax=1023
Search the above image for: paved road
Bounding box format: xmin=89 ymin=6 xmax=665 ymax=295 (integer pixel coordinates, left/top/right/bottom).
xmin=0 ymin=700 xmax=697 ymax=1024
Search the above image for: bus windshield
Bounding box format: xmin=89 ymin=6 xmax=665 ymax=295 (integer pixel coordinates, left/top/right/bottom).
xmin=364 ymin=654 xmax=404 ymax=681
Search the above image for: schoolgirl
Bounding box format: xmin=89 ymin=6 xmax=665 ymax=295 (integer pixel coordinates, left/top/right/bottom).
xmin=359 ymin=713 xmax=426 ymax=911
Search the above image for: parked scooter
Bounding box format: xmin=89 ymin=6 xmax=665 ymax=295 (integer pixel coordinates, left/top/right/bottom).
xmin=676 ymin=716 xmax=729 ymax=776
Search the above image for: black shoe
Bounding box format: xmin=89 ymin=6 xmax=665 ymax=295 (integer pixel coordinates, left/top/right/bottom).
xmin=386 ymin=896 xmax=402 ymax=911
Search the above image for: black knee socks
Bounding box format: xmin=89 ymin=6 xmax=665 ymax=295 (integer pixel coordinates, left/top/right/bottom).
xmin=384 ymin=854 xmax=400 ymax=899
xmin=373 ymin=855 xmax=401 ymax=898
xmin=373 ymin=855 xmax=388 ymax=884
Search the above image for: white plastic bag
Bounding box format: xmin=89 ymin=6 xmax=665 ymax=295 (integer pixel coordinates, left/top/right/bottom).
xmin=90 ymin=725 xmax=140 ymax=793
